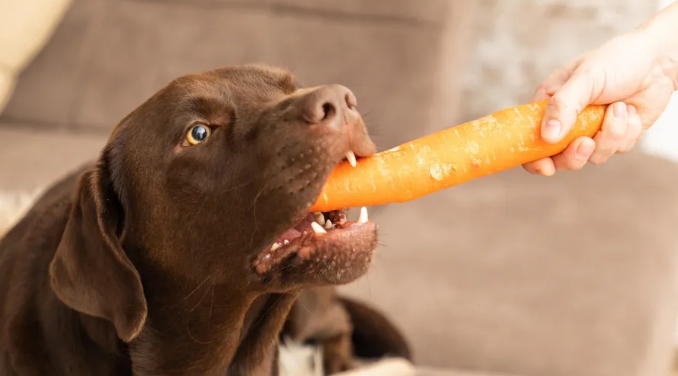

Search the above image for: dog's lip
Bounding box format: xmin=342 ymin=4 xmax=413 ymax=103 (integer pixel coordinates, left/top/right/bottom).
xmin=250 ymin=129 xmax=377 ymax=282
xmin=252 ymin=208 xmax=375 ymax=277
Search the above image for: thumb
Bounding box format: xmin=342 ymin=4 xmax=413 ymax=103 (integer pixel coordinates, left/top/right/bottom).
xmin=655 ymin=55 xmax=678 ymax=91
xmin=628 ymin=62 xmax=678 ymax=131
xmin=540 ymin=70 xmax=595 ymax=144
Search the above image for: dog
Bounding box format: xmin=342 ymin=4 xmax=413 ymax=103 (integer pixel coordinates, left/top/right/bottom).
xmin=0 ymin=65 xmax=411 ymax=376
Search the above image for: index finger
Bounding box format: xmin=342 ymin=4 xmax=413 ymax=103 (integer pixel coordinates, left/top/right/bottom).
xmin=541 ymin=69 xmax=596 ymax=144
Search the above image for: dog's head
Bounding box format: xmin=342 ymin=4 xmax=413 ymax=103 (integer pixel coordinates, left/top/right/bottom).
xmin=48 ymin=65 xmax=379 ymax=343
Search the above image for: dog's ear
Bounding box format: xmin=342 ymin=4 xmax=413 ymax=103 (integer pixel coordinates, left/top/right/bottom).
xmin=49 ymin=165 xmax=147 ymax=343
xmin=338 ymin=296 xmax=412 ymax=361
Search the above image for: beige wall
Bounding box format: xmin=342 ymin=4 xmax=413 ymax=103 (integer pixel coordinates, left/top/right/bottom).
xmin=460 ymin=0 xmax=657 ymax=122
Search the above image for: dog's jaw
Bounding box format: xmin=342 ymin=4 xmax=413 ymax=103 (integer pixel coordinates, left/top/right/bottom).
xmin=252 ymin=208 xmax=378 ymax=288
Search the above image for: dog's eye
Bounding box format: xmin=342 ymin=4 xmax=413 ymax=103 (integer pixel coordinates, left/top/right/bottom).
xmin=186 ymin=125 xmax=212 ymax=145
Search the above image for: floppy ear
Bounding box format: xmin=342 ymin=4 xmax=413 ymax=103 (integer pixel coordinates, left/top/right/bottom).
xmin=49 ymin=165 xmax=147 ymax=343
xmin=338 ymin=296 xmax=412 ymax=361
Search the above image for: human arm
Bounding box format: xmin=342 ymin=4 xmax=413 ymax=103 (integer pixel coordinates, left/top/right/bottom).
xmin=523 ymin=3 xmax=678 ymax=175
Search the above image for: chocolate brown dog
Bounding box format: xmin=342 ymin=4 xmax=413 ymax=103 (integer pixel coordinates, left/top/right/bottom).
xmin=0 ymin=65 xmax=409 ymax=376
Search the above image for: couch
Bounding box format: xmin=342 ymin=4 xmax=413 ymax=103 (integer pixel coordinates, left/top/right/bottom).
xmin=2 ymin=1 xmax=678 ymax=376
xmin=0 ymin=0 xmax=73 ymax=112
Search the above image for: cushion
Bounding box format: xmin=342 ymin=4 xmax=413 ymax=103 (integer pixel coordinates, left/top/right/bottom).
xmin=0 ymin=0 xmax=473 ymax=151
xmin=0 ymin=0 xmax=73 ymax=113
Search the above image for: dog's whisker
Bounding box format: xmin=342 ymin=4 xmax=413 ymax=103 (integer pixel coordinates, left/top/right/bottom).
xmin=208 ymin=279 xmax=216 ymax=331
xmin=189 ymin=277 xmax=215 ymax=313
xmin=295 ymin=298 xmax=312 ymax=315
xmin=248 ymin=186 xmax=269 ymax=249
xmin=174 ymin=276 xmax=211 ymax=306
xmin=186 ymin=323 xmax=214 ymax=345
xmin=252 ymin=294 xmax=284 ymax=330
xmin=221 ymin=179 xmax=256 ymax=193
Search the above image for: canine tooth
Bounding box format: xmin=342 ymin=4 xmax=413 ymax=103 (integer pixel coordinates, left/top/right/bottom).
xmin=315 ymin=212 xmax=325 ymax=225
xmin=271 ymin=243 xmax=281 ymax=251
xmin=345 ymin=151 xmax=357 ymax=167
xmin=325 ymin=220 xmax=333 ymax=229
xmin=358 ymin=207 xmax=368 ymax=224
xmin=283 ymin=239 xmax=289 ymax=245
xmin=311 ymin=222 xmax=327 ymax=234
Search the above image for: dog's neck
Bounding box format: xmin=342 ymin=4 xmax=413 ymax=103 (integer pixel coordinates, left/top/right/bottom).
xmin=122 ymin=256 xmax=297 ymax=376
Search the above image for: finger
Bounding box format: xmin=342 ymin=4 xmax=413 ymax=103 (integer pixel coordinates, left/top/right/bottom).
xmin=618 ymin=105 xmax=643 ymax=153
xmin=588 ymin=102 xmax=627 ymax=164
xmin=532 ymin=67 xmax=572 ymax=102
xmin=522 ymin=158 xmax=556 ymax=176
xmin=552 ymin=137 xmax=596 ymax=171
xmin=531 ymin=54 xmax=588 ymax=102
xmin=541 ymin=69 xmax=596 ymax=144
xmin=533 ymin=87 xmax=553 ymax=102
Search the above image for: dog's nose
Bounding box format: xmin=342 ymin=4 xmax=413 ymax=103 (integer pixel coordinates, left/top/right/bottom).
xmin=299 ymin=85 xmax=359 ymax=130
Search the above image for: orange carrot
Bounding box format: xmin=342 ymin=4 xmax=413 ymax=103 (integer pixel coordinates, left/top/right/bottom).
xmin=310 ymin=99 xmax=607 ymax=212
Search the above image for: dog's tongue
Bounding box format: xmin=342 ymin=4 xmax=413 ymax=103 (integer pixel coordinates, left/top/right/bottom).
xmin=277 ymin=228 xmax=301 ymax=243
xmin=276 ymin=213 xmax=318 ymax=244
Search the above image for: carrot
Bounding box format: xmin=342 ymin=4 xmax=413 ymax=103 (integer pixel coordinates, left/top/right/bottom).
xmin=310 ymin=99 xmax=607 ymax=212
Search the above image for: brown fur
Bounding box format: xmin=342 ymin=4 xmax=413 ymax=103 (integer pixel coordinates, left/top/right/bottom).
xmin=0 ymin=65 xmax=410 ymax=376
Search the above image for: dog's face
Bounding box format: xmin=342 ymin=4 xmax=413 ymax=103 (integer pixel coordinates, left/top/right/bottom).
xmin=48 ymin=65 xmax=379 ymax=342
xmin=118 ymin=65 xmax=378 ymax=288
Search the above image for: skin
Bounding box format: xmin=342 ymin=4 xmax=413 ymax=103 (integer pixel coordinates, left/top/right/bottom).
xmin=523 ymin=2 xmax=678 ymax=176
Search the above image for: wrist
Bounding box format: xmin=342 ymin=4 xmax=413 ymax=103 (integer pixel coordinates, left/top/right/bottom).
xmin=636 ymin=5 xmax=678 ymax=63
xmin=635 ymin=26 xmax=678 ymax=91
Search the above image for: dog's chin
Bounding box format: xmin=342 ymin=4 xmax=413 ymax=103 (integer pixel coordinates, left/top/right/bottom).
xmin=252 ymin=207 xmax=377 ymax=287
xmin=251 ymin=122 xmax=378 ymax=289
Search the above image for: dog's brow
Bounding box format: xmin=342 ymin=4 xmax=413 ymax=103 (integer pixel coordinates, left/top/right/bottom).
xmin=176 ymin=80 xmax=234 ymax=116
xmin=184 ymin=96 xmax=223 ymax=113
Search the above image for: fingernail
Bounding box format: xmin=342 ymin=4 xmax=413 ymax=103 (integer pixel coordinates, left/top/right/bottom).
xmin=613 ymin=102 xmax=627 ymax=118
xmin=576 ymin=140 xmax=595 ymax=159
xmin=542 ymin=120 xmax=561 ymax=141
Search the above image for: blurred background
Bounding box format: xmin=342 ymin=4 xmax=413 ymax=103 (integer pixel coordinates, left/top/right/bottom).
xmin=1 ymin=1 xmax=677 ymax=376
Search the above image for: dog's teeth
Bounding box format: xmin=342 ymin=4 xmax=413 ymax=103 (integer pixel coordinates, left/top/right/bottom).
xmin=271 ymin=243 xmax=281 ymax=251
xmin=358 ymin=206 xmax=368 ymax=224
xmin=283 ymin=239 xmax=289 ymax=245
xmin=311 ymin=221 xmax=327 ymax=234
xmin=315 ymin=212 xmax=325 ymax=225
xmin=325 ymin=220 xmax=333 ymax=229
xmin=345 ymin=151 xmax=357 ymax=167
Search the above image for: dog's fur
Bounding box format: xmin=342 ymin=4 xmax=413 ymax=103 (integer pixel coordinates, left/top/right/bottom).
xmin=0 ymin=65 xmax=410 ymax=376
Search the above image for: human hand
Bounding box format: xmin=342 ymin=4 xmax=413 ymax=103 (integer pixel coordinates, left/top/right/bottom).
xmin=523 ymin=29 xmax=678 ymax=176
